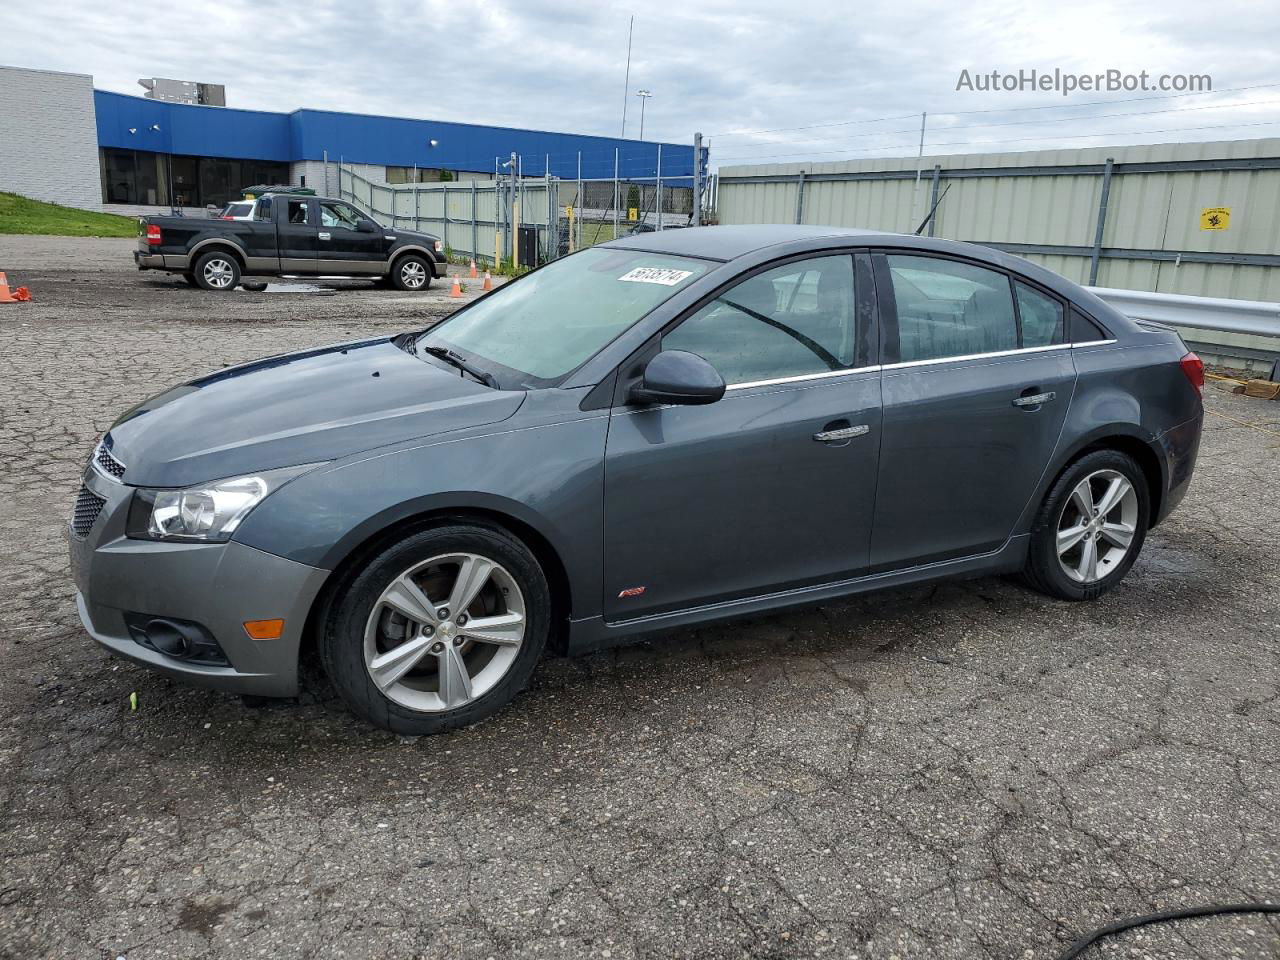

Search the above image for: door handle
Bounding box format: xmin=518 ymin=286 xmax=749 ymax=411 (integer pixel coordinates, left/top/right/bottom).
xmin=813 ymin=424 xmax=870 ymax=442
xmin=1012 ymin=390 xmax=1055 ymax=408
xmin=318 ymin=231 xmax=331 ymax=241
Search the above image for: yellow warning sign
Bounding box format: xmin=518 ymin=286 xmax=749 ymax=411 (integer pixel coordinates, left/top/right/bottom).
xmin=1200 ymin=207 xmax=1231 ymax=231
xmin=628 ymin=207 xmax=639 ymax=221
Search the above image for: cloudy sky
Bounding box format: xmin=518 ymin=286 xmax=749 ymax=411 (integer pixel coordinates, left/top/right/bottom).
xmin=4 ymin=0 xmax=1278 ymax=169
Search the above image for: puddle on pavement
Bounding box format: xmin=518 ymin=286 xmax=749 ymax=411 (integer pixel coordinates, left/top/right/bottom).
xmin=239 ymin=282 xmax=336 ymax=295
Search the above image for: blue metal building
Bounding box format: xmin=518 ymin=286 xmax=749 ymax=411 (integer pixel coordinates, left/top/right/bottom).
xmin=93 ymin=89 xmax=703 ymax=209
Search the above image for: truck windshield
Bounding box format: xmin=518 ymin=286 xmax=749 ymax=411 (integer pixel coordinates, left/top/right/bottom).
xmin=418 ymin=248 xmax=710 ymax=389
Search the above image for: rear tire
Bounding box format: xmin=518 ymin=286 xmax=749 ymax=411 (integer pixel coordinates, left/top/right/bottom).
xmin=319 ymin=524 xmax=550 ymax=734
xmin=192 ymin=251 xmax=241 ymax=291
xmin=1022 ymin=449 xmax=1150 ymax=601
xmin=389 ymin=253 xmax=433 ymax=292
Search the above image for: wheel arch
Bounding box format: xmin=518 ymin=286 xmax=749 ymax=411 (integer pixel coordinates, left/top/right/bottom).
xmin=1043 ymin=427 xmax=1168 ymax=528
xmin=299 ymin=499 xmax=575 ymax=666
xmin=390 ymin=245 xmax=441 ymax=277
xmin=189 ymin=237 xmax=248 ymax=267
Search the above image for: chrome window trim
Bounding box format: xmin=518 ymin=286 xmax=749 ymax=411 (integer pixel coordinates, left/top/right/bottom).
xmin=1071 ymin=339 xmax=1118 ymax=348
xmin=725 ymin=365 xmax=882 ymax=392
xmin=881 ymin=342 xmax=1073 ymax=371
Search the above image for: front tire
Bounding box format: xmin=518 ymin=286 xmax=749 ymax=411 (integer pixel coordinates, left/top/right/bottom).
xmin=192 ymin=251 xmax=241 ymax=291
xmin=1022 ymin=449 xmax=1149 ymax=600
xmin=320 ymin=524 xmax=550 ymax=734
xmin=389 ymin=253 xmax=433 ymax=292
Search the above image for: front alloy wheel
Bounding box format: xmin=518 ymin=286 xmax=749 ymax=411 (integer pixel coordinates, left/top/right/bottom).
xmin=321 ymin=524 xmax=549 ymax=734
xmin=391 ymin=254 xmax=432 ymax=291
xmin=364 ymin=553 xmax=526 ymax=713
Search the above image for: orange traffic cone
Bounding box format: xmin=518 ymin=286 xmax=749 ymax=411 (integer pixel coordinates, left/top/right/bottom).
xmin=482 ymin=271 xmax=493 ymax=291
xmin=449 ymin=275 xmax=463 ymax=298
xmin=468 ymin=258 xmax=478 ymax=279
xmin=0 ymin=272 xmax=30 ymax=303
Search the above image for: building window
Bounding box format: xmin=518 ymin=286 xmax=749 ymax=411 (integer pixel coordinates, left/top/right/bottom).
xmin=99 ymin=149 xmax=288 ymax=207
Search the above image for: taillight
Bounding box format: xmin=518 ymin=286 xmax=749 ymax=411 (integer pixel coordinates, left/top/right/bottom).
xmin=146 ymin=224 xmax=162 ymax=246
xmin=1179 ymin=352 xmax=1204 ymax=396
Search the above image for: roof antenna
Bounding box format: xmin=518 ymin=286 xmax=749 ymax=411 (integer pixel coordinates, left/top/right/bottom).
xmin=913 ymin=182 xmax=951 ymax=236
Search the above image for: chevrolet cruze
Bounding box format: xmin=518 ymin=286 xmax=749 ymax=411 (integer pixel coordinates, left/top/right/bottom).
xmin=69 ymin=226 xmax=1204 ymax=733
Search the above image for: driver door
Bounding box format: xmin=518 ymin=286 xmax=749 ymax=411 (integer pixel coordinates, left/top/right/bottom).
xmin=317 ymin=199 xmax=385 ymax=274
xmin=602 ymin=252 xmax=883 ymax=621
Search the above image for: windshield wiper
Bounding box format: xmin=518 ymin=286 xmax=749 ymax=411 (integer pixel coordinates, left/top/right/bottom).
xmin=420 ymin=345 xmax=499 ymax=389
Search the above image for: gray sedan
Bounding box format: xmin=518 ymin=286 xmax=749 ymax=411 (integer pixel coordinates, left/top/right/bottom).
xmin=69 ymin=226 xmax=1203 ymax=733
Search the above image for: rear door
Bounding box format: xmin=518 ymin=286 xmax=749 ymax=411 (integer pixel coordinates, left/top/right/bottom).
xmin=276 ymin=197 xmax=318 ymax=273
xmin=869 ymin=252 xmax=1076 ymax=571
xmin=317 ymin=199 xmax=385 ymax=275
xmin=602 ymin=251 xmax=882 ymax=621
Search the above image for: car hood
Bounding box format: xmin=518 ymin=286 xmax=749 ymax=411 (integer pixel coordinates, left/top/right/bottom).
xmin=105 ymin=338 xmax=524 ymax=487
xmin=391 ymin=227 xmax=439 ymax=245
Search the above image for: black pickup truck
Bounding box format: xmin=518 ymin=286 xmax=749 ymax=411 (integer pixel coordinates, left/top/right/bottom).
xmin=135 ymin=192 xmax=447 ymax=291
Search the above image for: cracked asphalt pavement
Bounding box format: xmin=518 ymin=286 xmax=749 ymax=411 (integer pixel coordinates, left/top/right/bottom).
xmin=0 ymin=237 xmax=1277 ymax=959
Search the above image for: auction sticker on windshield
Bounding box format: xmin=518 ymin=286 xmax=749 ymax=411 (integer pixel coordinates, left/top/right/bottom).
xmin=618 ymin=267 xmax=695 ymax=286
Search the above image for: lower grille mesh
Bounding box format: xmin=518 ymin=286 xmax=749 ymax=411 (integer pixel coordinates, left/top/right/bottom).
xmin=71 ymin=486 xmax=107 ymax=538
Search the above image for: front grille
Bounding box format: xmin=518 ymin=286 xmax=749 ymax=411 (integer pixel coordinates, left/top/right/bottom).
xmin=71 ymin=486 xmax=107 ymax=538
xmin=94 ymin=442 xmax=126 ymax=480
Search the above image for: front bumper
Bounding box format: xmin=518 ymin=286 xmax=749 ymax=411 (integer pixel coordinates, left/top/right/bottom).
xmin=68 ymin=466 xmax=328 ymax=697
xmin=134 ymin=250 xmax=190 ymax=271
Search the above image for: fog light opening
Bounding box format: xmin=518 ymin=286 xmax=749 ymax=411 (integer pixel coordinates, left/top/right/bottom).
xmin=124 ymin=613 xmax=230 ymax=666
xmin=146 ymin=619 xmax=193 ymax=658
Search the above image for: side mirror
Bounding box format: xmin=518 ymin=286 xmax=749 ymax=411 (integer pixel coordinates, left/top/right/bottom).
xmin=357 ymin=219 xmax=378 ymax=233
xmin=630 ymin=350 xmax=726 ymax=406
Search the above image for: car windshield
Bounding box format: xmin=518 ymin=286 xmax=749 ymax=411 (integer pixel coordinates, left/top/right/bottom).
xmin=418 ymin=248 xmax=711 ymax=388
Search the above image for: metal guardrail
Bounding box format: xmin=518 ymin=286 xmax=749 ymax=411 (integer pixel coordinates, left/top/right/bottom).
xmin=1086 ymin=287 xmax=1280 ymax=339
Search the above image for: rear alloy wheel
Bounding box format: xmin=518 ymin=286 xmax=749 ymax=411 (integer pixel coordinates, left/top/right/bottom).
xmin=1022 ymin=449 xmax=1149 ymax=600
xmin=320 ymin=525 xmax=549 ymax=734
xmin=192 ymin=251 xmax=241 ymax=291
xmin=391 ymin=254 xmax=432 ymax=292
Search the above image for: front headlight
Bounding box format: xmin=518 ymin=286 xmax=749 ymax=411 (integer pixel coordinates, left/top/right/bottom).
xmin=433 ymin=240 xmax=444 ymax=253
xmin=126 ymin=465 xmax=317 ymax=542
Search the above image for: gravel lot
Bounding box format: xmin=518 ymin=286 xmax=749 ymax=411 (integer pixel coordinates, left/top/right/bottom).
xmin=1 ymin=237 xmax=1277 ymax=960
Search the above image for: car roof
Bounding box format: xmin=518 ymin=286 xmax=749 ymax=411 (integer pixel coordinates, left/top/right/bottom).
xmin=602 ymin=224 xmax=890 ymax=261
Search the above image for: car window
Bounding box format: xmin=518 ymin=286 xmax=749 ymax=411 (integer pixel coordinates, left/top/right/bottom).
xmin=222 ymin=202 xmax=252 ymax=219
xmin=286 ymin=199 xmax=311 ymax=225
xmin=662 ymin=255 xmax=857 ymax=385
xmin=1015 ymin=281 xmax=1064 ymax=348
xmin=255 ymin=197 xmax=273 ymax=222
xmin=886 ymin=255 xmax=1017 ymax=362
xmin=422 ymin=248 xmax=711 ymax=387
xmin=320 ymin=201 xmax=362 ymax=229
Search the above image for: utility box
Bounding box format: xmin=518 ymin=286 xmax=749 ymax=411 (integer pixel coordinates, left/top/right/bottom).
xmin=517 ymin=226 xmax=539 ymax=267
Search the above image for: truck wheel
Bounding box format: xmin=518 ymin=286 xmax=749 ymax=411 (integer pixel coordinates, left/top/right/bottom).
xmin=390 ymin=254 xmax=432 ymax=292
xmin=193 ymin=251 xmax=241 ymax=291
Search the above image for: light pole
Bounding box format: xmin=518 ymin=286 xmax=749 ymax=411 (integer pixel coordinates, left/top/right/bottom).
xmin=635 ymin=89 xmax=653 ymax=140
